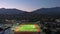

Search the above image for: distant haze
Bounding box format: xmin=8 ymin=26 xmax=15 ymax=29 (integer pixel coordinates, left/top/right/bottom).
xmin=0 ymin=0 xmax=60 ymax=12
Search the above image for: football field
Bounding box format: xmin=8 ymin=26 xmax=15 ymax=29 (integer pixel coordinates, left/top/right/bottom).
xmin=14 ymin=24 xmax=40 ymax=32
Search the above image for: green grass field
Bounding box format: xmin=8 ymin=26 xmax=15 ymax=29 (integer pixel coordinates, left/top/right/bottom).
xmin=14 ymin=24 xmax=40 ymax=32
xmin=19 ymin=25 xmax=37 ymax=32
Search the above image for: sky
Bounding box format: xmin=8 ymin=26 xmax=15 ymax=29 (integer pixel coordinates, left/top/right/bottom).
xmin=0 ymin=0 xmax=60 ymax=12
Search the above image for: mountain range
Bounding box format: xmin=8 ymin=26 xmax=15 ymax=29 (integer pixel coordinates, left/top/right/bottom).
xmin=0 ymin=7 xmax=60 ymax=15
xmin=0 ymin=7 xmax=60 ymax=20
xmin=32 ymin=7 xmax=60 ymax=16
xmin=0 ymin=8 xmax=26 ymax=14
